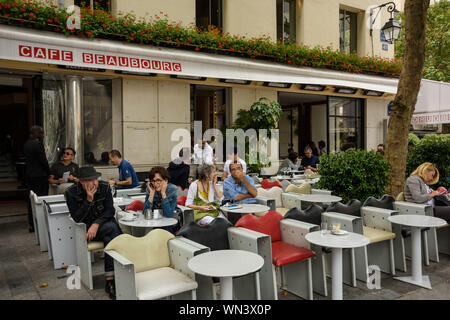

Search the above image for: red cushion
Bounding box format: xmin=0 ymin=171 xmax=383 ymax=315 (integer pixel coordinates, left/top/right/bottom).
xmin=235 ymin=211 xmax=283 ymax=242
xmin=177 ymin=195 xmax=187 ymax=206
xmin=125 ymin=200 xmax=145 ymax=212
xmin=261 ymin=179 xmax=283 ymax=190
xmin=271 ymin=241 xmax=316 ymax=267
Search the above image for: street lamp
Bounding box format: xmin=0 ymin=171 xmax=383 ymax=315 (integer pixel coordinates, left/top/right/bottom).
xmin=370 ymin=2 xmax=401 ymax=54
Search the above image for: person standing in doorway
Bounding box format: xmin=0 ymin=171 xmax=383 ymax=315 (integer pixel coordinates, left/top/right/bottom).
xmin=24 ymin=125 xmax=50 ymax=232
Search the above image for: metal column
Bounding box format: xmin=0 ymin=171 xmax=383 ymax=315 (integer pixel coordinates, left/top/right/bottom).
xmin=66 ymin=76 xmax=83 ymax=166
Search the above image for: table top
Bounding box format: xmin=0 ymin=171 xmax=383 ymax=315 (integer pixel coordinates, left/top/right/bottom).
xmin=220 ymin=203 xmax=270 ymax=214
xmin=188 ymin=250 xmax=264 ymax=278
xmin=287 ymin=193 xmax=342 ymax=203
xmin=119 ymin=215 xmax=178 ymax=228
xmin=305 ymin=230 xmax=370 ymax=249
xmin=388 ymin=214 xmax=447 ymax=228
xmin=291 ymin=178 xmax=320 ymax=185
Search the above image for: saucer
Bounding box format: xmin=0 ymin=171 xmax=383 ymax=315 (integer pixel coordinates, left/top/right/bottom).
xmin=331 ymin=230 xmax=348 ymax=236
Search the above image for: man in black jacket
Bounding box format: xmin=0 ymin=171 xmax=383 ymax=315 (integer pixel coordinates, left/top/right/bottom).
xmin=24 ymin=125 xmax=50 ymax=232
xmin=65 ymin=167 xmax=122 ymax=299
xmin=167 ymin=148 xmax=191 ymax=190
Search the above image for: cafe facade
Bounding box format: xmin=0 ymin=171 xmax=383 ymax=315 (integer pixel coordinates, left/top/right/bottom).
xmin=0 ymin=23 xmax=398 ymax=177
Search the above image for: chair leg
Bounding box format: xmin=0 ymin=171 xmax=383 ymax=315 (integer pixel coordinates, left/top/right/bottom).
xmin=91 ymin=251 xmax=95 ymax=263
xmin=272 ymin=265 xmax=278 ymax=300
xmin=255 ymin=271 xmax=261 ymax=300
xmin=307 ymin=259 xmax=313 ymax=300
xmin=389 ymin=239 xmax=396 ymax=276
xmin=191 ymin=290 xmax=197 ymax=300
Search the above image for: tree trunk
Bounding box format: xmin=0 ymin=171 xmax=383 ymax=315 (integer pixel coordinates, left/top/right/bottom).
xmin=385 ymin=0 xmax=430 ymax=197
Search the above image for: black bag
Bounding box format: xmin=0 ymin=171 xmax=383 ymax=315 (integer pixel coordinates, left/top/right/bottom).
xmin=434 ymin=195 xmax=450 ymax=207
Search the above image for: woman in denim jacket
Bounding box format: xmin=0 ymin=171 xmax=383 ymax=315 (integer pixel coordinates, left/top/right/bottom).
xmin=143 ymin=166 xmax=178 ymax=218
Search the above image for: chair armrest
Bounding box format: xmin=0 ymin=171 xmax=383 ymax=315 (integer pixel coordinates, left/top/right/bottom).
xmin=281 ymin=193 xmax=302 ymax=209
xmin=311 ymin=188 xmax=332 ymax=195
xmin=177 ymin=205 xmax=195 ymax=225
xmin=361 ymin=207 xmax=398 ymax=232
xmin=105 ymin=249 xmax=137 ymax=300
xmin=281 ymin=219 xmax=319 ymax=250
xmin=394 ymin=201 xmax=434 ymax=217
xmin=255 ymin=197 xmax=276 ymax=211
xmin=322 ymin=212 xmax=363 ymax=234
xmin=169 ymin=237 xmax=209 ymax=280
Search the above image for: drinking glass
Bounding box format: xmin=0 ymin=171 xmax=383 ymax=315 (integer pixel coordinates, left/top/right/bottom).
xmin=321 ymin=222 xmax=328 ymax=235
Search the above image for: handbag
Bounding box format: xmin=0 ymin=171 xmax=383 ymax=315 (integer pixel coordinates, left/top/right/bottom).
xmin=434 ymin=194 xmax=450 ymax=207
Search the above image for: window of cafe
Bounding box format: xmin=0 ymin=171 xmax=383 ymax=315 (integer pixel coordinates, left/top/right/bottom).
xmin=196 ymin=0 xmax=223 ymax=30
xmin=327 ymin=97 xmax=364 ymax=153
xmin=339 ymin=9 xmax=357 ymax=54
xmin=276 ymin=0 xmax=296 ymax=42
xmin=83 ymin=79 xmax=113 ymax=166
xmin=74 ymin=0 xmax=111 ymax=11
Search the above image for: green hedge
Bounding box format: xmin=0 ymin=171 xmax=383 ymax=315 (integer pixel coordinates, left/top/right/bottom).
xmin=406 ymin=134 xmax=450 ymax=189
xmin=315 ymin=149 xmax=390 ymax=203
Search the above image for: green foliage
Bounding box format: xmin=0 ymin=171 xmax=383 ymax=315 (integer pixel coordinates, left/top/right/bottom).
xmin=315 ymin=149 xmax=391 ymax=203
xmin=395 ymin=1 xmax=450 ymax=82
xmin=408 ymin=133 xmax=421 ymax=146
xmin=406 ymin=134 xmax=450 ymax=189
xmin=233 ymin=97 xmax=282 ymax=132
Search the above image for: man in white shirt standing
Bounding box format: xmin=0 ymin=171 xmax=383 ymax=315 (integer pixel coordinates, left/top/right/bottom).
xmin=193 ymin=139 xmax=214 ymax=165
xmin=222 ymin=146 xmax=247 ymax=180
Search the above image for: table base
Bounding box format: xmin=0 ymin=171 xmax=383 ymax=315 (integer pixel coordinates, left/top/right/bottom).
xmin=393 ymin=275 xmax=432 ymax=289
xmin=220 ymin=277 xmax=233 ymax=300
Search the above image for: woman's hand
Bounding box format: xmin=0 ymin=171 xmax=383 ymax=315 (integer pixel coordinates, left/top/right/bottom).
xmin=199 ymin=206 xmax=212 ymax=212
xmin=160 ymin=180 xmax=168 ymax=197
xmin=429 ymin=190 xmax=442 ymax=199
xmin=211 ymin=172 xmax=218 ymax=184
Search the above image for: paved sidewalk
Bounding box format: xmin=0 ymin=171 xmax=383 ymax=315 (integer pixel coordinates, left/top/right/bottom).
xmin=0 ymin=216 xmax=449 ymax=300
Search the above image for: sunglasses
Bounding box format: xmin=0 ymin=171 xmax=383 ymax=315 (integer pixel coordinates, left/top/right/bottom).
xmin=64 ymin=152 xmax=74 ymax=156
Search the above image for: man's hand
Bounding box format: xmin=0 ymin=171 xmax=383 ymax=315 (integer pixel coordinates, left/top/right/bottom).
xmin=86 ymin=184 xmax=97 ymax=202
xmin=108 ymin=179 xmax=115 ymax=186
xmin=58 ymin=178 xmax=65 ymax=184
xmin=235 ymin=170 xmax=245 ymax=182
xmin=86 ymin=223 xmax=99 ymax=241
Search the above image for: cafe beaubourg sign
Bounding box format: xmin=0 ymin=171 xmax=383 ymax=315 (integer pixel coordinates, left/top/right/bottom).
xmin=0 ymin=38 xmax=183 ymax=74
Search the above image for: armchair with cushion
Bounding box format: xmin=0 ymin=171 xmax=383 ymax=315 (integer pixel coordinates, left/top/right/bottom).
xmin=326 ymin=199 xmax=397 ymax=283
xmin=283 ymin=204 xmax=328 ymax=296
xmin=105 ymin=229 xmax=200 ymax=300
xmin=366 ymin=194 xmax=435 ymax=269
xmin=235 ymin=211 xmax=316 ymax=300
xmin=256 ymin=187 xmax=302 ymax=217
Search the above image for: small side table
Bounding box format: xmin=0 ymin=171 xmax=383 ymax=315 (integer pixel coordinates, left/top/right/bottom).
xmin=388 ymin=214 xmax=446 ymax=289
xmin=188 ymin=250 xmax=264 ymax=300
xmin=119 ymin=215 xmax=178 ymax=236
xmin=305 ymin=230 xmax=370 ymax=300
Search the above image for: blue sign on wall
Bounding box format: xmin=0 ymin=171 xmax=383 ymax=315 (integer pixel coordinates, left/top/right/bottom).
xmin=388 ymin=101 xmax=394 ymax=116
xmin=382 ymin=43 xmax=388 ymax=51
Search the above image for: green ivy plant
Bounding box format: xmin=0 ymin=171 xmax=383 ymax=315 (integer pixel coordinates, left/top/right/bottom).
xmin=315 ymin=149 xmax=391 ymax=203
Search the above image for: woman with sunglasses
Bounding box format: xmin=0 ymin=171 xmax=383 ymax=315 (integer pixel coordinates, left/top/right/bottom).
xmin=143 ymin=166 xmax=178 ymax=220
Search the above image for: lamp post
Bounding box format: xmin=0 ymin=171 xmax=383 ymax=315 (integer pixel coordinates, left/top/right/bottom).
xmin=369 ymin=2 xmax=402 ymax=55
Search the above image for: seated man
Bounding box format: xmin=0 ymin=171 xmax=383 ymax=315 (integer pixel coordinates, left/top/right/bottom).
xmin=301 ymin=146 xmax=320 ymax=172
xmin=222 ymin=146 xmax=247 ymax=180
xmin=223 ymin=162 xmax=258 ymax=204
xmin=48 ymin=147 xmax=79 ymax=194
xmin=167 ymin=148 xmax=191 ymax=190
xmin=65 ymin=167 xmax=122 ymax=299
xmin=108 ymin=149 xmax=140 ymax=189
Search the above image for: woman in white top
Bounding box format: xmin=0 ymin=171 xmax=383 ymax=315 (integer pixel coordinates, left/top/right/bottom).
xmin=186 ymin=164 xmax=226 ymax=225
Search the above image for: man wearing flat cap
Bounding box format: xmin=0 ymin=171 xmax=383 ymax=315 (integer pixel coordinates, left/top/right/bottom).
xmin=65 ymin=166 xmax=122 ymax=299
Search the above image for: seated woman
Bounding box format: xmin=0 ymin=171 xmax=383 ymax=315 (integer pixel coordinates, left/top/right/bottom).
xmin=143 ymin=166 xmax=178 ymax=218
xmin=404 ymin=162 xmax=450 ymax=222
xmin=185 ymin=164 xmax=226 ymax=226
xmin=278 ymin=152 xmax=302 ymax=174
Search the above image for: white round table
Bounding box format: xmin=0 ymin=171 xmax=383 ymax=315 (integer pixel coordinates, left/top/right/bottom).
xmin=188 ymin=250 xmax=264 ymax=300
xmin=220 ymin=203 xmax=270 ymax=215
xmin=287 ymin=193 xmax=342 ymax=204
xmin=388 ymin=214 xmax=447 ymax=289
xmin=119 ymin=214 xmax=178 ymax=236
xmin=305 ymin=230 xmax=370 ymax=300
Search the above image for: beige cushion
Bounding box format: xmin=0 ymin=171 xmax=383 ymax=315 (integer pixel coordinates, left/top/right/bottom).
xmin=105 ymin=229 xmax=174 ymax=273
xmin=276 ymin=207 xmax=290 ymax=216
xmin=87 ymin=241 xmax=104 ymax=251
xmin=363 ymin=226 xmax=395 ymax=244
xmin=396 ymin=192 xmax=404 ymax=201
xmin=135 ymin=266 xmax=197 ymax=300
xmin=257 ymin=187 xmax=283 ymax=207
xmin=285 ymin=183 xmax=311 ymax=195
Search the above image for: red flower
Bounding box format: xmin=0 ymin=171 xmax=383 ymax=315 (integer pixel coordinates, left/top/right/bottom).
xmin=29 ymin=13 xmax=35 ymax=18
xmin=195 ymin=47 xmax=200 ymax=51
xmin=48 ymin=19 xmax=53 ymax=23
xmin=19 ymin=18 xmax=25 ymax=23
xmin=86 ymin=31 xmax=92 ymax=36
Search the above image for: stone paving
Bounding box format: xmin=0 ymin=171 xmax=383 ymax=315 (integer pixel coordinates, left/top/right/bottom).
xmin=0 ymin=215 xmax=449 ymax=300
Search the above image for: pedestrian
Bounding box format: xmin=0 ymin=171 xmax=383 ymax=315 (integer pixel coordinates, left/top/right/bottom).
xmin=24 ymin=125 xmax=50 ymax=232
